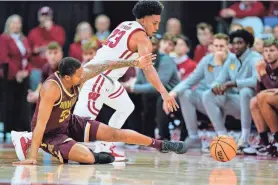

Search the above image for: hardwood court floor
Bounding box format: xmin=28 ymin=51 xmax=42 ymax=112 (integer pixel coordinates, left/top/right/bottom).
xmin=0 ymin=143 xmax=278 ymax=185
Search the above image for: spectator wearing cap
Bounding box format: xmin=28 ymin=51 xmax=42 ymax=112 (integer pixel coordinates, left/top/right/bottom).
xmin=0 ymin=14 xmax=32 ymax=133
xmin=69 ymin=22 xmax=101 ymax=62
xmin=203 ymin=29 xmax=263 ymax=152
xmin=174 ymin=35 xmax=196 ymax=80
xmin=95 ymin=14 xmax=111 ymax=42
xmin=194 ymin=23 xmax=214 ymax=63
xmin=28 ymin=6 xmax=65 ymax=70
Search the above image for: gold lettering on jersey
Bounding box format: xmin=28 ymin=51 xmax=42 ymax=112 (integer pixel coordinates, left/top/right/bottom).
xmin=59 ymin=109 xmax=71 ymax=123
xmin=59 ymin=97 xmax=77 ymax=109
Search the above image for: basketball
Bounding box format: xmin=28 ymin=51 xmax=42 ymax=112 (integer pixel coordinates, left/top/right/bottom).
xmin=210 ymin=136 xmax=237 ymax=162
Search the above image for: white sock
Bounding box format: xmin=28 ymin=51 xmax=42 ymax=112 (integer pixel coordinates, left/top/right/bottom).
xmin=241 ymin=128 xmax=250 ymax=142
xmin=217 ymin=130 xmax=228 ymax=136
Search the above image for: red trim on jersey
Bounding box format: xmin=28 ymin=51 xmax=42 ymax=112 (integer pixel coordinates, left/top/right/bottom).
xmin=92 ymin=75 xmax=102 ymax=92
xmin=88 ymin=101 xmax=98 ymax=116
xmin=92 ymin=102 xmax=100 ymax=112
xmin=127 ymin=28 xmax=145 ymax=51
xmin=110 ymin=86 xmax=125 ymax=99
xmin=119 ymin=49 xmax=129 ymax=59
xmin=108 ymin=86 xmax=123 ymax=98
xmin=97 ymin=77 xmax=105 ymax=93
xmin=124 ymin=51 xmax=134 ymax=59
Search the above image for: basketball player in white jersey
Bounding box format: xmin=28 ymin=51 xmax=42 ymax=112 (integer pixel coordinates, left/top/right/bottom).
xmin=11 ymin=0 xmax=179 ymax=161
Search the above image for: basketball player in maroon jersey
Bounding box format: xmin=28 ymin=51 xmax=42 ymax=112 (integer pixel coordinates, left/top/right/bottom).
xmin=13 ymin=57 xmax=187 ymax=165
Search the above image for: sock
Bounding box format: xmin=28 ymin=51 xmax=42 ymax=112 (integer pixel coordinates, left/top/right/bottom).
xmin=217 ymin=130 xmax=228 ymax=136
xmin=274 ymin=132 xmax=278 ymax=143
xmin=259 ymin=132 xmax=269 ymax=146
xmin=149 ymin=139 xmax=162 ymax=150
xmin=242 ymin=128 xmax=250 ymax=142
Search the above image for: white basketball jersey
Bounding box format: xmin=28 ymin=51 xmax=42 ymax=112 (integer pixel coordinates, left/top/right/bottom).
xmin=85 ymin=21 xmax=145 ymax=80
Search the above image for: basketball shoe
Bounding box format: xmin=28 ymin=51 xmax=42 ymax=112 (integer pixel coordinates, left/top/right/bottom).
xmin=11 ymin=131 xmax=32 ymax=161
xmin=160 ymin=140 xmax=187 ymax=154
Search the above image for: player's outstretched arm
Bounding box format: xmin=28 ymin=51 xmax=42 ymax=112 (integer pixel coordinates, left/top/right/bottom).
xmin=13 ymin=81 xmax=60 ymax=165
xmin=134 ymin=31 xmax=179 ymax=113
xmin=81 ymin=53 xmax=155 ymax=84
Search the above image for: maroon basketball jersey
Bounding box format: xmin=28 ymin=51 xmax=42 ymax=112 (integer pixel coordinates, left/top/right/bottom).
xmin=31 ymin=72 xmax=79 ymax=134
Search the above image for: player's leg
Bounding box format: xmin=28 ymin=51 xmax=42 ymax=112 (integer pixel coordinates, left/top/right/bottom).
xmin=249 ymin=96 xmax=269 ymax=145
xmin=95 ymin=123 xmax=187 ymax=154
xmin=69 ymin=115 xmax=187 ymax=154
xmin=178 ymin=90 xmax=205 ymax=149
xmin=243 ymin=96 xmax=269 ymax=155
xmin=202 ymin=89 xmax=227 ymax=136
xmin=104 ymin=82 xmax=134 ymax=129
xmin=256 ymin=91 xmax=278 ymax=156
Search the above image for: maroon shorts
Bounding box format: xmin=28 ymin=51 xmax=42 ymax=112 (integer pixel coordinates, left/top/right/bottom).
xmin=40 ymin=115 xmax=100 ymax=163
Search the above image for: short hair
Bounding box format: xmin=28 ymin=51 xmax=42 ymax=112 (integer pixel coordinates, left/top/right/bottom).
xmin=58 ymin=57 xmax=81 ymax=77
xmin=176 ymin=34 xmax=191 ymax=49
xmin=132 ymin=0 xmax=164 ymax=19
xmin=82 ymin=40 xmax=99 ymax=52
xmin=196 ymin=22 xmax=213 ymax=34
xmin=263 ymin=39 xmax=278 ymax=48
xmin=162 ymin=33 xmax=177 ymax=45
xmin=47 ymin=41 xmax=61 ymax=50
xmin=214 ymin=33 xmax=229 ymax=43
xmin=230 ymin=29 xmax=255 ymax=48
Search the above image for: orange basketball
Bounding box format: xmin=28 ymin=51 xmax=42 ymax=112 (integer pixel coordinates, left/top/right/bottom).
xmin=210 ymin=136 xmax=237 ymax=162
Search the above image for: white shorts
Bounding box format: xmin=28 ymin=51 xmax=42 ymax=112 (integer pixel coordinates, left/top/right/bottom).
xmin=73 ymin=74 xmax=131 ymax=119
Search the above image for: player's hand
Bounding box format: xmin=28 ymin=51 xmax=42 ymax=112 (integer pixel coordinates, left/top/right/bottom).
xmin=13 ymin=159 xmax=37 ymax=165
xmin=137 ymin=53 xmax=156 ymax=69
xmin=256 ymin=60 xmax=266 ymax=76
xmin=162 ymin=92 xmax=179 ymax=114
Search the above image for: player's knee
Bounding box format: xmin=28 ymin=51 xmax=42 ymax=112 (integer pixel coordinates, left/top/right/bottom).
xmin=257 ymin=91 xmax=267 ymax=104
xmin=250 ymin=97 xmax=258 ymax=111
xmin=79 ymin=152 xmax=95 ymax=164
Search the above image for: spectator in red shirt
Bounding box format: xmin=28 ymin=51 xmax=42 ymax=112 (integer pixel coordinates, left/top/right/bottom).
xmin=174 ymin=35 xmax=196 ymax=80
xmin=220 ymin=1 xmax=265 ymax=19
xmin=69 ymin=22 xmax=101 ymax=62
xmin=0 ymin=14 xmax=32 ymax=132
xmin=28 ymin=6 xmax=65 ymax=70
xmin=194 ymin=23 xmax=213 ymax=63
xmin=27 ymin=42 xmax=63 ymax=104
xmin=274 ymin=25 xmax=278 ymax=40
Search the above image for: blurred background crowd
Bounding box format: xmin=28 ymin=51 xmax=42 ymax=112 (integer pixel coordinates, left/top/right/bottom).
xmin=0 ymin=1 xmax=277 ymax=151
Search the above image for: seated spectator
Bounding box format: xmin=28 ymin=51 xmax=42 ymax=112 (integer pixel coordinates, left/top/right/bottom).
xmin=244 ymin=39 xmax=278 ymax=156
xmin=253 ymin=37 xmax=264 ymax=54
xmin=166 ymin=33 xmax=233 ymax=150
xmin=125 ymin=33 xmax=180 ymax=139
xmin=274 ymin=24 xmax=278 ymax=40
xmin=203 ymin=29 xmax=263 ymax=153
xmin=0 ymin=14 xmax=32 ymax=132
xmin=229 ymin=23 xmax=244 ymax=34
xmin=219 ymin=1 xmax=265 ymax=37
xmin=28 ymin=6 xmax=65 ymax=70
xmin=174 ymin=35 xmax=196 ymax=80
xmin=27 ymin=42 xmax=63 ymax=104
xmin=95 ymin=14 xmax=111 ymax=42
xmin=194 ymin=23 xmax=213 ymax=63
xmin=166 ymin=18 xmax=182 ymax=36
xmin=81 ymin=40 xmax=99 ymax=64
xmin=69 ymin=22 xmax=101 ymax=62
